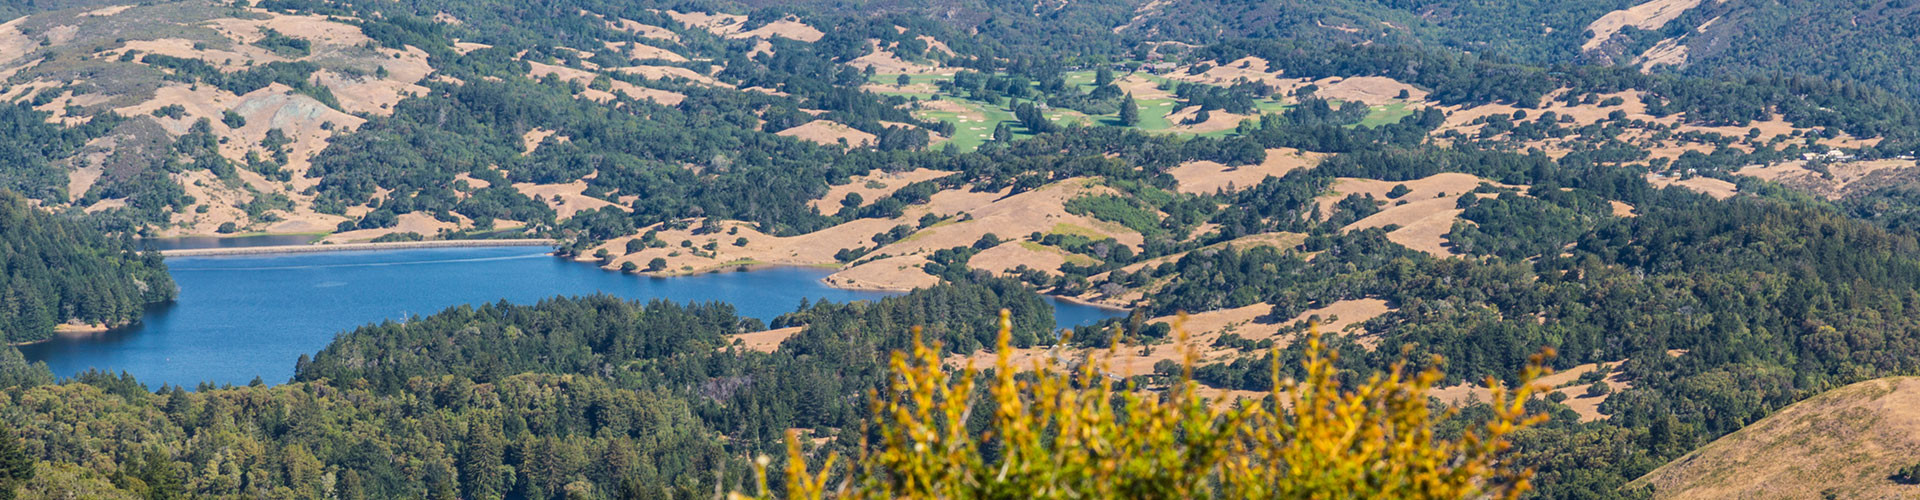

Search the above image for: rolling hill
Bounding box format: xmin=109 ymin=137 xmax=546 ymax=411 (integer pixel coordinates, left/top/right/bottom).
xmin=1635 ymin=377 xmax=1920 ymax=499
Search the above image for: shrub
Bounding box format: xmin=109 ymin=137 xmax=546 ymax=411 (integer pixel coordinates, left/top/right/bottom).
xmin=1895 ymin=463 xmax=1920 ymax=484
xmin=740 ymin=314 xmax=1549 ymax=499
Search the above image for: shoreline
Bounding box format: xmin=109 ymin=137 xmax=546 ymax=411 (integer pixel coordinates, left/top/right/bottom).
xmin=10 ymin=323 xmax=118 ymax=346
xmin=575 ymin=255 xmax=1133 ymax=312
xmin=1047 ymin=293 xmax=1134 ymax=312
xmin=159 ymin=239 xmax=557 ymax=257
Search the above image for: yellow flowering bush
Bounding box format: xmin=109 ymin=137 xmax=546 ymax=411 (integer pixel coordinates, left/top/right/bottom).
xmin=741 ymin=310 xmax=1551 ymax=499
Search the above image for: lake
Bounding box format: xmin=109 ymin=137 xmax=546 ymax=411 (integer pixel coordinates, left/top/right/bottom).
xmin=19 ymin=246 xmax=1126 ymax=389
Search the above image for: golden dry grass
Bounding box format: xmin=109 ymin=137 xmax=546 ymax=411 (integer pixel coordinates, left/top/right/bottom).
xmin=777 ymin=120 xmax=878 ymax=148
xmin=1168 ymin=148 xmax=1324 ymax=194
xmin=1288 ymin=298 xmax=1393 ymax=336
xmin=1735 ymin=159 xmax=1920 ymax=200
xmin=1314 ymin=76 xmax=1429 ymax=106
xmin=1343 ymin=198 xmax=1466 ymax=257
xmin=512 ymin=180 xmax=627 ymax=219
xmin=607 ymin=17 xmax=680 ymax=41
xmin=1431 ymin=359 xmax=1632 ymax=423
xmin=1583 ymin=0 xmax=1704 ymax=51
xmin=1320 ymin=173 xmax=1512 ymax=257
xmin=1164 ymin=105 xmax=1251 ymax=134
xmin=809 ymin=168 xmax=957 ymax=213
xmin=730 ymin=20 xmax=823 ymax=42
xmin=1634 ymin=377 xmax=1920 ymax=499
xmin=323 ymin=212 xmax=460 ymax=243
xmin=527 ymin=61 xmax=687 ymax=105
xmin=520 ymin=128 xmax=567 ymax=155
xmin=967 ymin=241 xmax=1094 ymax=276
xmin=847 ymin=39 xmax=952 ymax=74
xmin=1170 ymin=56 xmax=1304 ymax=89
xmin=1635 ymin=37 xmax=1689 ymax=68
xmin=732 ymin=326 xmax=804 ymax=353
xmin=603 ymin=40 xmax=686 ymax=62
xmin=1646 ymin=174 xmax=1737 ymax=200
xmin=609 ymin=65 xmax=732 ymax=89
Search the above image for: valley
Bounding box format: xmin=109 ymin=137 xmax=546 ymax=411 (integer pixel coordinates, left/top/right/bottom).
xmin=4 ymin=0 xmax=1920 ymax=498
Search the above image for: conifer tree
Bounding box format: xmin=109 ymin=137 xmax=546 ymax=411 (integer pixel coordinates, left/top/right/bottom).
xmin=1119 ymin=93 xmax=1140 ymax=127
xmin=0 ymin=427 xmax=31 ymax=500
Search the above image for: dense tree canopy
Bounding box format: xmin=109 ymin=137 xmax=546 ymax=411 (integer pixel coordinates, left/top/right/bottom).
xmin=0 ymin=191 xmax=173 ymax=344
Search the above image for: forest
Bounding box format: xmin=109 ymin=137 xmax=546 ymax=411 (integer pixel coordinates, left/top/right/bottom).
xmin=0 ymin=279 xmax=1055 ymax=498
xmin=0 ymin=191 xmax=174 ymax=345
xmin=6 ymin=0 xmax=1920 ymax=497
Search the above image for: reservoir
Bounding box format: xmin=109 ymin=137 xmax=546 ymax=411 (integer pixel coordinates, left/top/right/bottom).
xmin=19 ymin=246 xmax=1125 ymax=389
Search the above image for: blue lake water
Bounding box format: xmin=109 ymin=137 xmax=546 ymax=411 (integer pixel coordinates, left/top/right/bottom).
xmin=19 ymin=246 xmax=1125 ymax=389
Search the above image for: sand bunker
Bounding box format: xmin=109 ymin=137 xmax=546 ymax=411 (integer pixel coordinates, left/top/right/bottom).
xmin=1115 ymin=74 xmax=1175 ymax=100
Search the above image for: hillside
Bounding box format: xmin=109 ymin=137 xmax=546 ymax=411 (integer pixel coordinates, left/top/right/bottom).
xmin=1635 ymin=377 xmax=1920 ymax=499
xmin=10 ymin=0 xmax=1920 ymax=498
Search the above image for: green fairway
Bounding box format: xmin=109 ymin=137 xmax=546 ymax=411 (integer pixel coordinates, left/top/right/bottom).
xmin=882 ymin=70 xmax=1311 ymax=151
xmin=1356 ymin=102 xmax=1416 ymax=128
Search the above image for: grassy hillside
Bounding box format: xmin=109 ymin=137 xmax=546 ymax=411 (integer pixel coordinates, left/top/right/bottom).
xmin=1634 ymin=377 xmax=1920 ymax=499
xmin=12 ymin=0 xmax=1920 ymax=498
